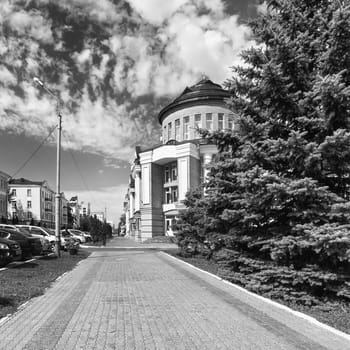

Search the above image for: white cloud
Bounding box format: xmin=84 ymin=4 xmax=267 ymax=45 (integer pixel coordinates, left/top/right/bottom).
xmin=74 ymin=48 xmax=92 ymax=66
xmin=0 ymin=0 xmax=254 ymax=163
xmin=7 ymin=9 xmax=53 ymax=44
xmin=0 ymin=66 xmax=17 ymax=86
xmin=127 ymin=0 xmax=188 ymax=25
xmin=256 ymin=1 xmax=268 ymax=14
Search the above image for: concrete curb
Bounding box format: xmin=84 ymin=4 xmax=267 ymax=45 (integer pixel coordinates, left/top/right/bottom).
xmin=161 ymin=251 xmax=350 ymax=342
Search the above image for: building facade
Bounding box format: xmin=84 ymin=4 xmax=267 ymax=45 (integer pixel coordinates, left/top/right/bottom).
xmin=61 ymin=194 xmax=68 ymax=228
xmin=125 ymin=78 xmax=236 ymax=241
xmin=0 ymin=171 xmax=10 ymax=221
xmin=8 ymin=178 xmax=66 ymax=228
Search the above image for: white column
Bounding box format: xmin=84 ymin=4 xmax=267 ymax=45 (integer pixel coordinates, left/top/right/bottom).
xmin=129 ymin=192 xmax=135 ymax=216
xmin=203 ymin=153 xmax=212 ymax=180
xmin=142 ymin=165 xmax=150 ymax=204
xmin=178 ymin=157 xmax=189 ymax=201
xmin=135 ymin=169 xmax=141 ymax=211
xmin=125 ymin=207 xmax=130 ymax=235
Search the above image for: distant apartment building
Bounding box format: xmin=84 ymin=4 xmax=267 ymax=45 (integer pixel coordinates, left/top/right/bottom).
xmin=8 ymin=178 xmax=67 ymax=228
xmin=124 ymin=78 xmax=236 ymax=241
xmin=0 ymin=171 xmax=10 ymax=221
xmin=68 ymin=196 xmax=80 ymax=228
xmin=61 ymin=194 xmax=68 ymax=227
xmin=81 ymin=202 xmax=91 ymax=217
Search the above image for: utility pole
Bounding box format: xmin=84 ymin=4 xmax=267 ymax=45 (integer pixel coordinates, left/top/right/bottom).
xmin=104 ymin=206 xmax=107 ymax=222
xmin=34 ymin=77 xmax=61 ymax=257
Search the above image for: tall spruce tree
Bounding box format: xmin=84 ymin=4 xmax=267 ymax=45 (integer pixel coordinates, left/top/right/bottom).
xmin=180 ymin=0 xmax=350 ymax=276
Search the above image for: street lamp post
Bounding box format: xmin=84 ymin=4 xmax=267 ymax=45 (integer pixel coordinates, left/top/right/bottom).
xmin=34 ymin=77 xmax=61 ymax=257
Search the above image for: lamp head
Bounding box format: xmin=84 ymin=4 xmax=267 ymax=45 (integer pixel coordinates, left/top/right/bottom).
xmin=33 ymin=77 xmax=44 ymax=86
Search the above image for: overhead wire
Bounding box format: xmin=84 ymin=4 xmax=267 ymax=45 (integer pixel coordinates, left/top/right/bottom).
xmin=62 ymin=130 xmax=104 ymax=211
xmin=10 ymin=125 xmax=58 ymax=179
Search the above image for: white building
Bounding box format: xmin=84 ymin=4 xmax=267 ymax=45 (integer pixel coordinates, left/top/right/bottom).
xmin=125 ymin=78 xmax=236 ymax=241
xmin=61 ymin=194 xmax=68 ymax=227
xmin=8 ymin=178 xmax=67 ymax=228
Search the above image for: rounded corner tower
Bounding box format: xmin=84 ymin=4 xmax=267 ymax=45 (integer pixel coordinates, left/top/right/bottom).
xmin=158 ymin=78 xmax=234 ymax=144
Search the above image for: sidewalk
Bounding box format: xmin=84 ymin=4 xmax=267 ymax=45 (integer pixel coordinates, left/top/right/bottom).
xmin=0 ymin=244 xmax=349 ymax=349
xmin=82 ymin=235 xmax=179 ymax=250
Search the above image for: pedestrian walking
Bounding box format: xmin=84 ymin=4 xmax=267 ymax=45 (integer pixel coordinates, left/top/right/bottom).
xmin=101 ymin=230 xmax=107 ymax=246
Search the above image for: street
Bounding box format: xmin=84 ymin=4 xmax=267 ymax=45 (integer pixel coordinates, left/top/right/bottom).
xmin=0 ymin=237 xmax=349 ymax=350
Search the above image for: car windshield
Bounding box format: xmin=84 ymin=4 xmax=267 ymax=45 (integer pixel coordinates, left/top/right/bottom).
xmin=18 ymin=227 xmax=32 ymax=235
xmin=70 ymin=230 xmax=83 ymax=235
xmin=46 ymin=229 xmax=56 ymax=236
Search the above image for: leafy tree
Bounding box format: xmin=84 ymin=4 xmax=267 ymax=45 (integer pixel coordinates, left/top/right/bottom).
xmin=67 ymin=206 xmax=75 ymax=228
xmin=117 ymin=213 xmax=126 ymax=235
xmin=79 ymin=216 xmax=91 ymax=232
xmin=179 ymin=0 xmax=350 ymax=301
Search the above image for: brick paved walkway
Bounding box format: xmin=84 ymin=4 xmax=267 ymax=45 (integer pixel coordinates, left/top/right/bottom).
xmin=0 ymin=241 xmax=349 ymax=349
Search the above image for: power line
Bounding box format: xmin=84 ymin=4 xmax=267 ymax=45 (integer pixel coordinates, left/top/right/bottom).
xmin=62 ymin=131 xmax=103 ymax=209
xmin=10 ymin=125 xmax=57 ymax=179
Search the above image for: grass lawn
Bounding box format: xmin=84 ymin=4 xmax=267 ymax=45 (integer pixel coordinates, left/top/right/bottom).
xmin=166 ymin=251 xmax=350 ymax=335
xmin=0 ymin=250 xmax=90 ymax=319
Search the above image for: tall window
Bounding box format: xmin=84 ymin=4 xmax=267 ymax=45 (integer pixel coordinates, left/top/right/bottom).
xmin=165 ymin=188 xmax=172 ymax=203
xmin=164 ymin=166 xmax=170 ymax=183
xmin=228 ymin=114 xmax=234 ymax=130
xmin=175 ymin=119 xmax=180 ymax=141
xmin=172 ymin=187 xmax=178 ymax=203
xmin=164 ymin=163 xmax=177 ymax=183
xmin=27 ymin=189 xmax=31 ymax=197
xmin=163 ymin=126 xmax=167 ymax=142
xmin=168 ymin=122 xmax=172 ymax=140
xmin=12 ymin=189 xmax=16 ymax=196
xmin=218 ymin=113 xmax=224 ymax=129
xmin=164 ymin=187 xmax=178 ymax=204
xmin=171 ymin=163 xmax=177 ymax=181
xmin=194 ymin=114 xmax=201 ymax=137
xmin=27 ymin=201 xmax=32 ymax=209
xmin=206 ymin=113 xmax=213 ymax=130
xmin=183 ymin=116 xmax=189 ymax=140
xmin=27 ymin=211 xmax=32 ymax=219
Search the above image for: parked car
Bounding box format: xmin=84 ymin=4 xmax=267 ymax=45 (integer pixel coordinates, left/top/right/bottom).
xmin=0 ymin=228 xmax=32 ymax=260
xmin=0 ymin=224 xmax=51 ymax=255
xmin=46 ymin=228 xmax=78 ymax=251
xmin=61 ymin=229 xmax=86 ymax=244
xmin=72 ymin=228 xmax=92 ymax=242
xmin=17 ymin=227 xmax=51 ymax=255
xmin=0 ymin=236 xmax=22 ymax=267
xmin=0 ymin=240 xmax=10 ymax=267
xmin=0 ymin=224 xmax=20 ymax=231
xmin=0 ymin=228 xmax=43 ymax=257
xmin=78 ymin=230 xmax=92 ymax=242
xmin=16 ymin=225 xmax=56 ymax=250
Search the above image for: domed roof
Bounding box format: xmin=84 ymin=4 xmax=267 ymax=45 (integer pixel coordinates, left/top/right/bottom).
xmin=158 ymin=78 xmax=231 ymax=124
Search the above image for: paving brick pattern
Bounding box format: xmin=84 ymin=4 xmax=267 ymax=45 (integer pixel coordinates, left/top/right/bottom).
xmin=0 ymin=240 xmax=349 ymax=349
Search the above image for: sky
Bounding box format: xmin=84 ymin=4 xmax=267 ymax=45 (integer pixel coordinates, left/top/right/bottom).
xmin=0 ymin=0 xmax=261 ymax=225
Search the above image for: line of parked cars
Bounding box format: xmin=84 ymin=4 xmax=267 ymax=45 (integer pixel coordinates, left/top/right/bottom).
xmin=0 ymin=224 xmax=92 ymax=268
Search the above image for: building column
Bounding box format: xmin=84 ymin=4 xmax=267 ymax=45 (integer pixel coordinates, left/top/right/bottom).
xmin=203 ymin=153 xmax=213 ymax=180
xmin=135 ymin=168 xmax=141 ymax=212
xmin=129 ymin=191 xmax=135 ymax=217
